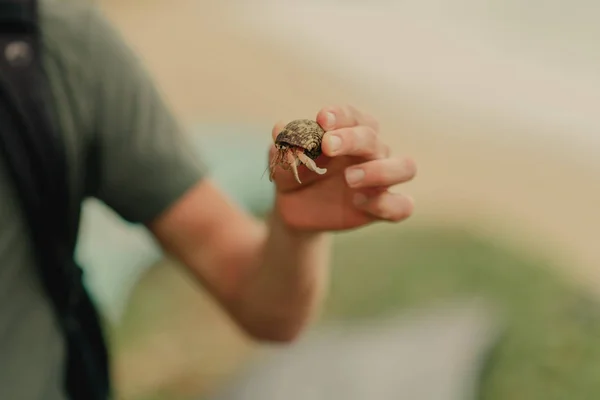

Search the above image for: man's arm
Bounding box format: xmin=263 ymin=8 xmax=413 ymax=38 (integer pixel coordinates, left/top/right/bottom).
xmin=72 ymin=5 xmax=329 ymax=342
xmin=148 ymin=178 xmax=331 ymax=342
xmin=79 ymin=7 xmax=414 ymax=344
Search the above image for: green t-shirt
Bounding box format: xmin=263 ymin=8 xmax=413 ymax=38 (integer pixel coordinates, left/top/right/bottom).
xmin=0 ymin=2 xmax=206 ymax=399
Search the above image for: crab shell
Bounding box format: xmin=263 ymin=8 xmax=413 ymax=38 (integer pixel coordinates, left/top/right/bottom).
xmin=275 ymin=119 xmax=325 ymax=160
xmin=269 ymin=119 xmax=327 ymax=183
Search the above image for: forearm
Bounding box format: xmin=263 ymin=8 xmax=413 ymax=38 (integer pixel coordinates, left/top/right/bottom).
xmin=234 ymin=211 xmax=332 ymax=341
xmin=151 ymin=180 xmax=332 ymax=342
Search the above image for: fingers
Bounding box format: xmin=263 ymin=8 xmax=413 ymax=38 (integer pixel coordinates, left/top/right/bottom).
xmin=317 ymin=105 xmax=380 ymax=132
xmin=345 ymin=155 xmax=417 ymax=223
xmin=353 ymin=191 xmax=414 ymax=222
xmin=276 ymin=106 xmax=382 ymax=161
xmin=344 ymin=156 xmax=417 ymax=189
xmin=275 ymin=104 xmax=375 ymax=143
xmin=321 ymin=126 xmax=389 ymax=160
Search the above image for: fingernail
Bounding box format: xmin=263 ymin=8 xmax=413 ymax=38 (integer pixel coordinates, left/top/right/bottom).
xmin=345 ymin=168 xmax=365 ymax=186
xmin=353 ymin=193 xmax=368 ymax=206
xmin=326 ymin=135 xmax=342 ymax=153
xmin=325 ymin=112 xmax=336 ymax=128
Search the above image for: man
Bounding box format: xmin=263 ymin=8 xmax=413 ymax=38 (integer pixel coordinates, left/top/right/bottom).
xmin=0 ymin=1 xmax=416 ymax=399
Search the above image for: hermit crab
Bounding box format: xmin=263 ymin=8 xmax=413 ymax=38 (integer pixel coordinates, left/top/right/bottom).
xmin=268 ymin=119 xmax=328 ymax=184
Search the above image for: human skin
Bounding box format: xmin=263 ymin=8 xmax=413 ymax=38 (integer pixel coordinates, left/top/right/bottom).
xmin=148 ymin=104 xmax=417 ymax=341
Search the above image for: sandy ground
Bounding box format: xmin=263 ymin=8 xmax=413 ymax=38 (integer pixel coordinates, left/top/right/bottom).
xmin=91 ymin=0 xmax=600 ymax=397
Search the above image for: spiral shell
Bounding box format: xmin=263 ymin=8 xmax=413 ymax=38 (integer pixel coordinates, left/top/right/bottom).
xmin=274 ymin=119 xmax=325 ymax=159
xmin=269 ymin=119 xmax=328 ymax=184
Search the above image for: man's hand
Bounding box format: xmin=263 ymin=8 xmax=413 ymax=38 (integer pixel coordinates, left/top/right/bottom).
xmin=271 ymin=105 xmax=417 ymax=232
xmin=149 ymin=105 xmax=417 ymax=342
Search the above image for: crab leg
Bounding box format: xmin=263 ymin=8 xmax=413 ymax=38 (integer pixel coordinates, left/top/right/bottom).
xmin=268 ymin=153 xmax=280 ymax=182
xmin=268 ymin=166 xmax=276 ymax=182
xmin=286 ymin=150 xmax=302 ymax=184
xmin=296 ymin=151 xmax=327 ymax=175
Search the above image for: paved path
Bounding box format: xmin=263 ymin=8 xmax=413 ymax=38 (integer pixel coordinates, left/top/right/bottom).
xmin=211 ymin=300 xmax=499 ymax=400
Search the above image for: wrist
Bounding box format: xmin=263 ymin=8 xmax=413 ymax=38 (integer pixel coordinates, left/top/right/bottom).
xmin=268 ymin=207 xmax=327 ymax=244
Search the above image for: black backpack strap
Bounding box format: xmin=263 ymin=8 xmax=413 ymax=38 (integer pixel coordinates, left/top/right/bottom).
xmin=0 ymin=1 xmax=110 ymax=398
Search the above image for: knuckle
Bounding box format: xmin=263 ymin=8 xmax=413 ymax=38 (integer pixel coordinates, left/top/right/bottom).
xmin=342 ymin=127 xmax=362 ymax=152
xmin=350 ymin=105 xmax=379 ymax=132
xmin=365 ymin=114 xmax=380 ymax=133
xmin=345 ymin=103 xmax=358 ymax=115
xmin=361 ymin=126 xmax=378 ymax=149
xmin=366 ymin=161 xmax=390 ymax=186
xmin=344 ymin=104 xmax=361 ymax=123
xmin=382 ymin=162 xmax=397 ymax=183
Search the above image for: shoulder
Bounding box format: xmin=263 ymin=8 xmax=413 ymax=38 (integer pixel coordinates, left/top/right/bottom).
xmin=39 ymin=1 xmax=141 ymax=83
xmin=37 ymin=0 xmax=158 ymax=136
xmin=40 ymin=1 xmax=107 ymax=59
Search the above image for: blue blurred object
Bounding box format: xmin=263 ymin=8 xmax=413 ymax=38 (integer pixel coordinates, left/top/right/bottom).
xmin=75 ymin=122 xmax=275 ymax=324
xmin=189 ymin=123 xmax=275 ymax=214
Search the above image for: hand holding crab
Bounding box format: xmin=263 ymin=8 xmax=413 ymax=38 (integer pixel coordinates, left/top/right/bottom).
xmin=268 ymin=105 xmax=417 ymax=232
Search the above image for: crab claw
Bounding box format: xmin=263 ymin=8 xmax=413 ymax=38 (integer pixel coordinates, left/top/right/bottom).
xmin=297 ymin=151 xmax=327 ymax=175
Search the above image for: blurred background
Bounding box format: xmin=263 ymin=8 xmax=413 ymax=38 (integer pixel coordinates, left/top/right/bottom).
xmin=77 ymin=0 xmax=600 ymax=399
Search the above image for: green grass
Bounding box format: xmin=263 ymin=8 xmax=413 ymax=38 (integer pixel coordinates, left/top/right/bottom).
xmin=114 ymin=223 xmax=600 ymax=400
xmin=325 ymin=225 xmax=600 ymax=400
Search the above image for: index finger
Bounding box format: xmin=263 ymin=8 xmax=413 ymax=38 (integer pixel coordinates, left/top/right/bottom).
xmin=316 ymin=105 xmax=380 ymax=132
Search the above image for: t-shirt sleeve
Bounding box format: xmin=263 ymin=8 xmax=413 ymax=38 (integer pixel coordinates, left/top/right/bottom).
xmin=82 ymin=8 xmax=208 ymax=224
